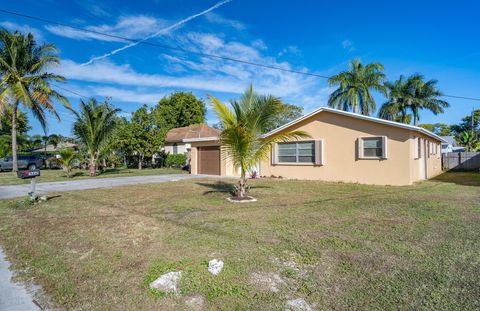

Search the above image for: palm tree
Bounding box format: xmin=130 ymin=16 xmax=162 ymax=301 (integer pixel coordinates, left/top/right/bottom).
xmin=58 ymin=148 xmax=76 ymax=178
xmin=72 ymin=99 xmax=119 ymax=176
xmin=210 ymin=85 xmax=310 ymax=200
xmin=409 ymin=75 xmax=449 ymax=126
xmin=0 ymin=29 xmax=69 ymax=172
xmin=378 ymin=75 xmax=412 ymax=124
xmin=328 ymin=59 xmax=387 ymax=115
xmin=456 ymin=131 xmax=480 ymax=152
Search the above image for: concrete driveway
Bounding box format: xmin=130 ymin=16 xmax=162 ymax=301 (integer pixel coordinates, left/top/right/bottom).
xmin=0 ymin=174 xmax=215 ymax=199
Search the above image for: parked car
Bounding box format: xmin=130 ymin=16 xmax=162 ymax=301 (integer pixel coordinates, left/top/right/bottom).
xmin=0 ymin=155 xmax=45 ymax=171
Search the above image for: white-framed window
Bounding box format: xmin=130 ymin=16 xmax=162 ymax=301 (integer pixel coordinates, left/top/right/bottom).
xmin=272 ymin=140 xmax=324 ymax=165
xmin=358 ymin=136 xmax=388 ymax=159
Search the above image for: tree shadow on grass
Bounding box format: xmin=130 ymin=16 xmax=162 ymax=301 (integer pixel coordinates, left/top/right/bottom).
xmin=195 ymin=181 xmax=272 ymax=195
xmin=431 ymin=171 xmax=480 ymax=187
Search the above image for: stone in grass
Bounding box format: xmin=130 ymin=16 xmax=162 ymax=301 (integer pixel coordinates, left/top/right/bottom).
xmin=285 ymin=298 xmax=314 ymax=311
xmin=249 ymin=272 xmax=286 ymax=293
xmin=208 ymin=259 xmax=224 ymax=275
xmin=149 ymin=271 xmax=182 ymax=294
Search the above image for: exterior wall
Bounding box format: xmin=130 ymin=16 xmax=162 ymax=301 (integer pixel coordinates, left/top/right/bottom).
xmin=259 ymin=111 xmax=432 ymax=186
xmin=190 ymin=141 xmax=239 ymax=176
xmin=164 ymin=142 xmax=191 ymax=155
xmin=408 ymin=132 xmax=442 ymax=183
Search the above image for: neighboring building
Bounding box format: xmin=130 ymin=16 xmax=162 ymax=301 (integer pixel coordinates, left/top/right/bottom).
xmin=164 ymin=124 xmax=221 ymax=157
xmin=440 ymin=136 xmax=465 ymax=153
xmin=187 ymin=107 xmax=446 ymax=186
xmin=31 ymin=142 xmax=78 ymax=155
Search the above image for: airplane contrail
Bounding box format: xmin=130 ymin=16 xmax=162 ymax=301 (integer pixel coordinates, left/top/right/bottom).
xmin=81 ymin=0 xmax=232 ymax=66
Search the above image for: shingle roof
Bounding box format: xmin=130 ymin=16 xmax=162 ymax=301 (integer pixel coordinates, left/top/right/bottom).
xmin=165 ymin=124 xmax=221 ymax=143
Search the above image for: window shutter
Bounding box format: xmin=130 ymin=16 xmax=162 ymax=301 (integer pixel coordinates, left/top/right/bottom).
xmin=357 ymin=138 xmax=363 ymax=159
xmin=315 ymin=139 xmax=324 ymax=165
xmin=271 ymin=144 xmax=277 ymax=165
xmin=382 ymin=136 xmax=388 ymax=159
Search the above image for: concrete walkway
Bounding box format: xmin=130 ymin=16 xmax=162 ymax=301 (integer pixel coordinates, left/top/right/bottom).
xmin=0 ymin=174 xmax=214 ymax=199
xmin=0 ymin=247 xmax=40 ymax=311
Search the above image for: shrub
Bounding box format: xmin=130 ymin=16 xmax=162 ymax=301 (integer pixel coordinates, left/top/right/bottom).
xmin=165 ymin=153 xmax=187 ymax=168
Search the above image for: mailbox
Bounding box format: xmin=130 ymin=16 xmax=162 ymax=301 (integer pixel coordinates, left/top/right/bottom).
xmin=17 ymin=169 xmax=41 ymax=179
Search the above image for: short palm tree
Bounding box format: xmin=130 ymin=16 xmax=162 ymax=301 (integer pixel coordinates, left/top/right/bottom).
xmin=210 ymin=85 xmax=310 ymax=200
xmin=328 ymin=59 xmax=387 ymax=115
xmin=0 ymin=29 xmax=69 ymax=172
xmin=58 ymin=148 xmax=76 ymax=178
xmin=72 ymin=99 xmax=119 ymax=176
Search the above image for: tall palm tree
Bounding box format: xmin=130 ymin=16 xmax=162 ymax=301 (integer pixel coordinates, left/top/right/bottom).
xmin=0 ymin=30 xmax=69 ymax=172
xmin=72 ymin=99 xmax=119 ymax=176
xmin=378 ymin=74 xmax=449 ymax=126
xmin=328 ymin=59 xmax=387 ymax=115
xmin=409 ymin=75 xmax=449 ymax=126
xmin=210 ymin=85 xmax=309 ymax=200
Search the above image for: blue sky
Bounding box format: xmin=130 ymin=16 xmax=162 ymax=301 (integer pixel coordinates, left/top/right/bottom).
xmin=1 ymin=0 xmax=479 ymax=136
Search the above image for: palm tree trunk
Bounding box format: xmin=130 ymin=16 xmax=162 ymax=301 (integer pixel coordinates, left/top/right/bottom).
xmin=138 ymin=154 xmax=143 ymax=170
xmin=11 ymin=101 xmax=18 ymax=172
xmin=413 ymin=107 xmax=419 ymax=126
xmin=89 ymin=155 xmax=96 ymax=176
xmin=237 ymin=168 xmax=246 ymax=198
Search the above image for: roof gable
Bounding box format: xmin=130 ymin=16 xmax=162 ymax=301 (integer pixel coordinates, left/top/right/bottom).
xmin=264 ymin=107 xmax=446 ymax=142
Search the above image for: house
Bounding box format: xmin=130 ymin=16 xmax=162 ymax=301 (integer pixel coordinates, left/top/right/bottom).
xmin=440 ymin=136 xmax=465 ymax=153
xmin=185 ymin=107 xmax=446 ymax=186
xmin=31 ymin=142 xmax=78 ymax=155
xmin=164 ymin=124 xmax=221 ymax=157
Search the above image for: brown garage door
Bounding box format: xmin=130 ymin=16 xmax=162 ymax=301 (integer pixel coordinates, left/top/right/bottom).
xmin=198 ymin=146 xmax=221 ymax=175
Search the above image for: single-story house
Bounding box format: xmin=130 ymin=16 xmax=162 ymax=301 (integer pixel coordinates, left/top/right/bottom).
xmin=440 ymin=136 xmax=465 ymax=153
xmin=164 ymin=124 xmax=221 ymax=157
xmin=31 ymin=142 xmax=78 ymax=155
xmin=183 ymin=107 xmax=446 ymax=186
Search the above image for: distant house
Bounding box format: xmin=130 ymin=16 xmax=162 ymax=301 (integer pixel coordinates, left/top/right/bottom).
xmin=31 ymin=142 xmax=78 ymax=155
xmin=164 ymin=124 xmax=220 ymax=157
xmin=440 ymin=136 xmax=465 ymax=153
xmin=186 ymin=107 xmax=445 ymax=186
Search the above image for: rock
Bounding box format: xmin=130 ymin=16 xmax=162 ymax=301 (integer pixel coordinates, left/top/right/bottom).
xmin=208 ymin=259 xmax=224 ymax=275
xmin=184 ymin=295 xmax=205 ymax=310
xmin=149 ymin=271 xmax=182 ymax=294
xmin=285 ymin=298 xmax=313 ymax=311
xmin=249 ymin=272 xmax=286 ymax=293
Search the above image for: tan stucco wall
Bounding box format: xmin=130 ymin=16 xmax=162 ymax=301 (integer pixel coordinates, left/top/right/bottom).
xmin=258 ymin=111 xmax=442 ymax=186
xmin=190 ymin=141 xmax=239 ymax=176
xmin=408 ymin=132 xmax=442 ymax=183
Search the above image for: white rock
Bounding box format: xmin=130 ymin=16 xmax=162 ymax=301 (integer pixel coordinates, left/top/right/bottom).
xmin=149 ymin=271 xmax=182 ymax=294
xmin=285 ymin=298 xmax=313 ymax=311
xmin=208 ymin=259 xmax=224 ymax=275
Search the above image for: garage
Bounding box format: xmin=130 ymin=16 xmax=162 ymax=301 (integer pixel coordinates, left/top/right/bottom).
xmin=198 ymin=146 xmax=221 ymax=175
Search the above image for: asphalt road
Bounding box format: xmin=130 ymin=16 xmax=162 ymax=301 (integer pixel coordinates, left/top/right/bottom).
xmin=0 ymin=174 xmax=215 ymax=199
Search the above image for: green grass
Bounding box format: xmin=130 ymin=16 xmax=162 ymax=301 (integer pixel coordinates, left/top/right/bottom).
xmin=0 ymin=172 xmax=479 ymax=310
xmin=0 ymin=167 xmax=186 ymax=185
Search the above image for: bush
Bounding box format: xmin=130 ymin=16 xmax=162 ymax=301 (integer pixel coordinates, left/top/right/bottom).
xmin=165 ymin=153 xmax=187 ymax=168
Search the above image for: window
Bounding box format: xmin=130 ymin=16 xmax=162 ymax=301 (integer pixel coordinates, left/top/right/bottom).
xmin=417 ymin=138 xmax=422 ymax=158
xmin=278 ymin=141 xmax=315 ymax=163
xmin=358 ymin=137 xmax=387 ymax=159
xmin=362 ymin=138 xmax=383 ymax=157
xmin=172 ymin=143 xmax=178 ymax=154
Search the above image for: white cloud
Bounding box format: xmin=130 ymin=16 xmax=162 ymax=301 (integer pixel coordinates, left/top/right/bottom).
xmin=88 ymin=86 xmax=165 ymax=105
xmin=45 ymin=15 xmax=169 ymax=42
xmin=342 ymin=39 xmax=355 ymax=52
xmin=204 ymin=12 xmax=246 ymax=30
xmin=76 ymin=0 xmax=112 ymax=17
xmin=278 ymin=45 xmax=300 ymax=57
xmin=0 ymin=21 xmax=44 ymax=42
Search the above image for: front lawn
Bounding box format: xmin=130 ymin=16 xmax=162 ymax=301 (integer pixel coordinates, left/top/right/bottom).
xmin=0 ymin=167 xmax=186 ymax=185
xmin=0 ymin=172 xmax=479 ymax=310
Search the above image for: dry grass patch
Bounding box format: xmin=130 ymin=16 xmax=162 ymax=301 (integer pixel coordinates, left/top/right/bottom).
xmin=0 ymin=172 xmax=479 ymax=310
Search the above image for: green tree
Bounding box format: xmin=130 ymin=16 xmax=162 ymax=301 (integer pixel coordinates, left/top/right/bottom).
xmin=0 ymin=29 xmax=69 ymax=171
xmin=154 ymin=92 xmax=206 ymax=131
xmin=0 ymin=107 xmax=30 ymax=157
xmin=72 ymin=99 xmax=120 ymax=176
xmin=418 ymin=123 xmax=452 ymax=136
xmin=408 ymin=74 xmax=449 ymax=126
xmin=264 ymin=103 xmax=303 ymax=133
xmin=210 ymin=85 xmax=309 ymax=199
xmin=378 ymin=75 xmax=412 ymax=123
xmin=58 ymin=148 xmax=76 ymax=178
xmin=451 ymin=109 xmax=480 ymax=136
xmin=328 ymin=59 xmax=386 ymax=115
xmin=456 ymin=131 xmax=480 ymax=152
